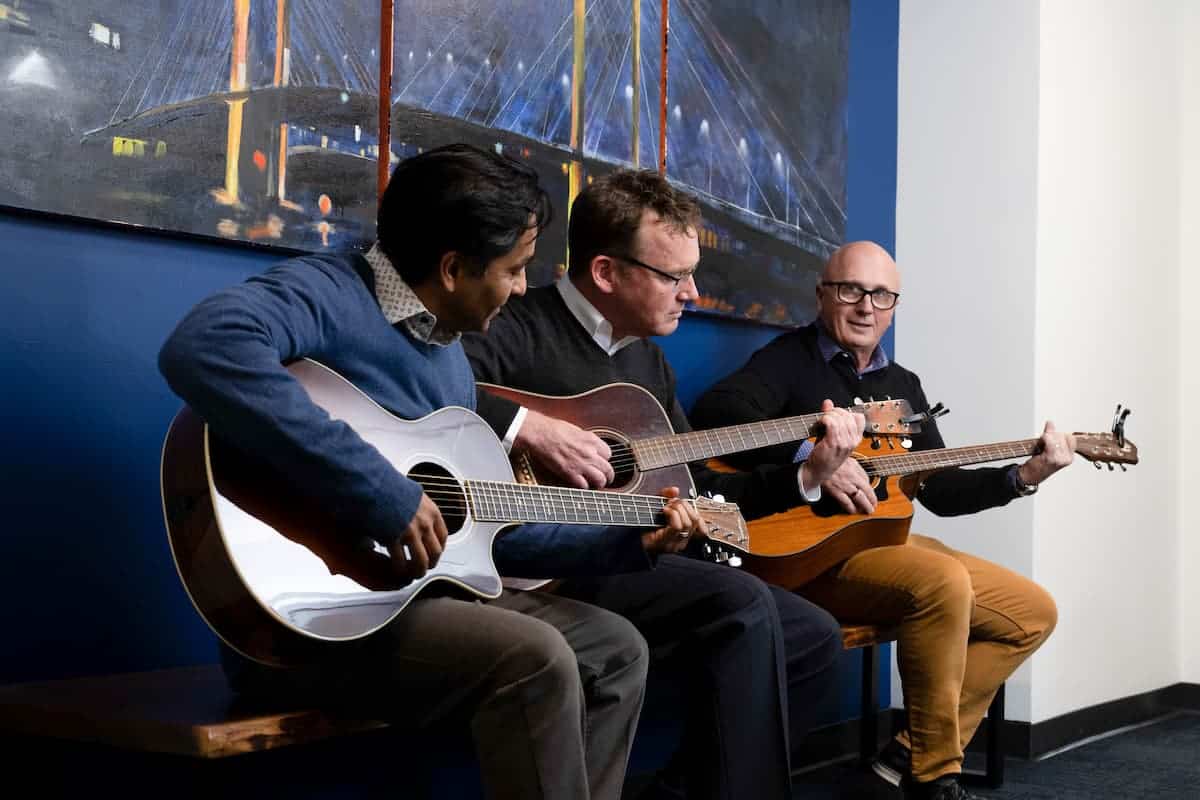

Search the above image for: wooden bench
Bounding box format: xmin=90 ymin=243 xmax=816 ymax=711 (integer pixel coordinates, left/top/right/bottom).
xmin=1 ymin=635 xmax=1005 ymax=789
xmin=0 ymin=665 xmax=388 ymax=759
xmin=842 ymin=622 xmax=1006 ymax=788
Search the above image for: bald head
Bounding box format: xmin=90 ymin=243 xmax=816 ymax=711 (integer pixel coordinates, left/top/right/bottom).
xmin=822 ymin=241 xmax=900 ymax=286
xmin=816 ymin=241 xmax=900 ymax=371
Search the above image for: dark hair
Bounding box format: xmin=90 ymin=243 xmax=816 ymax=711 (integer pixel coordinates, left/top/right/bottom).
xmin=567 ymin=169 xmax=701 ymax=276
xmin=377 ymin=143 xmax=552 ymax=284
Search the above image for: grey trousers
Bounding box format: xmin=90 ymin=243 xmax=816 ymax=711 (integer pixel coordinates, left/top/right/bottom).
xmin=224 ymin=589 xmax=649 ymax=800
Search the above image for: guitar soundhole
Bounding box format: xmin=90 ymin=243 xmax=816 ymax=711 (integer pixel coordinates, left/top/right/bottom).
xmin=604 ymin=438 xmax=637 ymax=488
xmin=408 ymin=462 xmax=467 ymax=534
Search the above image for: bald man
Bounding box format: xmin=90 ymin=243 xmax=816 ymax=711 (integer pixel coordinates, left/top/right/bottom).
xmin=691 ymin=242 xmax=1066 ymax=800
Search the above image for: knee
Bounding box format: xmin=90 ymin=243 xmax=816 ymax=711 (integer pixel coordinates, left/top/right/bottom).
xmin=916 ymin=557 xmax=974 ymax=621
xmin=499 ymin=620 xmax=584 ymax=700
xmin=778 ymin=594 xmax=842 ymax=670
xmin=1026 ymin=583 xmax=1059 ymax=645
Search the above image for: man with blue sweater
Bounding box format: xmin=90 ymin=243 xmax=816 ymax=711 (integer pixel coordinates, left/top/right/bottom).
xmin=159 ymin=144 xmax=704 ymax=800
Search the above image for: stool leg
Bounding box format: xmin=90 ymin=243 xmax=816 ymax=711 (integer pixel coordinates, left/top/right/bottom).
xmin=985 ymin=682 xmax=1005 ymax=787
xmin=860 ymin=644 xmax=879 ymax=765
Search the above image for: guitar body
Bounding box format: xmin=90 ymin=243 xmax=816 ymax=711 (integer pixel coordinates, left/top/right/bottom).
xmin=162 ymin=360 xmax=515 ymax=667
xmin=734 ymin=469 xmax=919 ymax=591
xmin=480 ymin=382 xmax=697 ymax=496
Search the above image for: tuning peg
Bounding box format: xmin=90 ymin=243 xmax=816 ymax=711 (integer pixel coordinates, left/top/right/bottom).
xmin=1094 ymin=461 xmax=1102 ymax=470
xmin=727 ymin=555 xmax=743 ymax=568
xmin=853 ymin=396 xmax=864 ymax=406
xmin=871 ymin=437 xmax=882 ymax=450
xmin=1106 ymin=462 xmax=1114 ymax=471
xmin=901 ymin=438 xmax=913 ymax=450
xmin=884 ymin=395 xmax=892 ymax=400
xmin=1119 ymin=464 xmax=1127 ymax=472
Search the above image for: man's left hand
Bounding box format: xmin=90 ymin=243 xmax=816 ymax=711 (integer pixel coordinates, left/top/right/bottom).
xmin=641 ymin=487 xmax=708 ymax=555
xmin=1016 ymin=421 xmax=1076 ymax=487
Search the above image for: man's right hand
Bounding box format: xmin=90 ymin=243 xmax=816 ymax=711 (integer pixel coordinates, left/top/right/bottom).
xmin=388 ymin=493 xmax=449 ymax=580
xmin=514 ymin=409 xmax=614 ymax=489
xmin=798 ymin=399 xmax=865 ymax=496
xmin=821 ymin=458 xmax=877 ymax=514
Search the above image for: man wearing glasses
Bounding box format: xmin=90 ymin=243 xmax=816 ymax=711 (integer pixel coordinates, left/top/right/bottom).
xmin=462 ymin=169 xmax=863 ymax=800
xmin=691 ymin=241 xmax=1066 ymax=800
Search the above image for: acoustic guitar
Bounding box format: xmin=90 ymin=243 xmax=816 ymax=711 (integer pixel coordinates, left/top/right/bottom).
xmin=480 ymin=382 xmax=922 ymax=497
xmin=707 ymin=424 xmax=1139 ymax=590
xmin=160 ymin=359 xmax=747 ymax=667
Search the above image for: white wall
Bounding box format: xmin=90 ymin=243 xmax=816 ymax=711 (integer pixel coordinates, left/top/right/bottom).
xmin=895 ymin=0 xmax=1041 ymax=721
xmin=896 ymin=0 xmax=1190 ymax=724
xmin=1180 ymin=1 xmax=1200 ymax=684
xmin=1031 ymin=0 xmax=1182 ymax=722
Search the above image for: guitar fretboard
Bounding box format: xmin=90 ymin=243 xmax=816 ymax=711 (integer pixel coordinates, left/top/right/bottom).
xmin=861 ymin=440 xmax=1039 ymax=478
xmin=466 ymin=480 xmax=672 ymax=526
xmin=633 ymin=416 xmax=821 ymax=470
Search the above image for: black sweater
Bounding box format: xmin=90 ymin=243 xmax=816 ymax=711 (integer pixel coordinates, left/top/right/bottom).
xmin=690 ymin=324 xmax=1021 ymax=517
xmin=462 ymin=285 xmax=805 ymax=520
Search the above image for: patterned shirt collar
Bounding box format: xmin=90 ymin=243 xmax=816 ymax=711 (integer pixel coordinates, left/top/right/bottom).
xmin=364 ymin=242 xmax=459 ymax=346
xmin=556 ymin=276 xmax=640 ymax=356
xmin=815 ymin=319 xmax=889 ymax=376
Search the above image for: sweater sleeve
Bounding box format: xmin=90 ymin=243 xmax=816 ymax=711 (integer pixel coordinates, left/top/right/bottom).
xmin=901 ymin=374 xmax=1020 ymax=517
xmin=690 ymin=334 xmax=811 ymax=468
xmin=493 ymin=522 xmax=652 ymax=577
xmin=158 ymin=259 xmax=423 ymax=546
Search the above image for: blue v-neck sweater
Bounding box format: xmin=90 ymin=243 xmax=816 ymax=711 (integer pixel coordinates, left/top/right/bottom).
xmin=159 ymin=253 xmax=648 ymax=577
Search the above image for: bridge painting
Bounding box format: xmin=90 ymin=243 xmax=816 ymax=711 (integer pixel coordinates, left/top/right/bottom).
xmin=0 ymin=0 xmax=847 ymax=326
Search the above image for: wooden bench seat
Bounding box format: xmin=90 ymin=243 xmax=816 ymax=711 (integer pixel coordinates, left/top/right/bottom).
xmin=0 ymin=665 xmax=387 ymax=759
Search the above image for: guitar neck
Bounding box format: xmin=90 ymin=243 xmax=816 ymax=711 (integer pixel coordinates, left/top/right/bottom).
xmin=860 ymin=439 xmax=1039 ymax=478
xmin=465 ymin=480 xmax=677 ymax=526
xmin=633 ymin=415 xmax=821 ymax=470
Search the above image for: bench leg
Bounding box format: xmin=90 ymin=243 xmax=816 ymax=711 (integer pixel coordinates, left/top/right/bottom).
xmin=860 ymin=644 xmax=879 ymax=765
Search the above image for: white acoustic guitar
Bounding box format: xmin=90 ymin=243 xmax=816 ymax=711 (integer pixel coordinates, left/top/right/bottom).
xmin=160 ymin=359 xmax=746 ymax=667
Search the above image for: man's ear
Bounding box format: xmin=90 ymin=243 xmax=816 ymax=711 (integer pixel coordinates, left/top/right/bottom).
xmin=437 ymin=251 xmax=463 ymax=292
xmin=590 ymin=254 xmax=619 ymax=295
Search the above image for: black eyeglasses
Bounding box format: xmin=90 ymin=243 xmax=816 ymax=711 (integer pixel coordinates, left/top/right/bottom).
xmin=821 ymin=281 xmax=900 ymax=310
xmin=610 ymin=254 xmax=698 ymax=288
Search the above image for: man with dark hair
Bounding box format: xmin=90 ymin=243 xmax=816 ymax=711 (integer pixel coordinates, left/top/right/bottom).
xmin=691 ymin=241 xmax=1062 ymax=800
xmin=159 ymin=144 xmax=705 ymax=800
xmin=462 ymin=169 xmax=861 ymax=800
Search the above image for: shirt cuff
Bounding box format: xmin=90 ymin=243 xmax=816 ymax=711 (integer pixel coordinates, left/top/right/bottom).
xmin=501 ymin=406 xmax=528 ymax=454
xmin=796 ymin=466 xmax=822 ymax=504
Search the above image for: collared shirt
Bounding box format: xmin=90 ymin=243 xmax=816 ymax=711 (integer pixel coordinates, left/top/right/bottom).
xmin=792 ymin=321 xmax=889 ymax=468
xmin=364 ymin=242 xmax=459 ymax=347
xmin=556 ymin=276 xmax=641 ymax=356
xmin=815 ymin=320 xmax=890 ymax=376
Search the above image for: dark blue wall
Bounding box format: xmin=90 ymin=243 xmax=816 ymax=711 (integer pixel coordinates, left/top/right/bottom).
xmin=0 ymin=0 xmax=897 ymax=730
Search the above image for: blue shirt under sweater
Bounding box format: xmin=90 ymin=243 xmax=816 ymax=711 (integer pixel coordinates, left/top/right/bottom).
xmin=159 ymin=252 xmax=649 ymax=578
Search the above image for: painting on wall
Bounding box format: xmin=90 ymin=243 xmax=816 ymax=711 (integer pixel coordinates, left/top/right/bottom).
xmin=665 ymin=0 xmax=848 ymax=326
xmin=0 ymin=0 xmax=848 ymax=326
xmin=0 ymin=0 xmax=381 ymax=251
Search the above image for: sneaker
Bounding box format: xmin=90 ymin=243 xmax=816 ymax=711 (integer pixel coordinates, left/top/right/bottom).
xmin=902 ymin=775 xmax=983 ymax=800
xmin=870 ymin=738 xmax=911 ymax=787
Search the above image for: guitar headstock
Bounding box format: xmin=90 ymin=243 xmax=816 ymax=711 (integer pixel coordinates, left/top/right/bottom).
xmin=1073 ymin=432 xmax=1139 ymax=468
xmin=852 ymin=398 xmax=923 ymax=436
xmin=694 ymin=496 xmax=750 ymax=553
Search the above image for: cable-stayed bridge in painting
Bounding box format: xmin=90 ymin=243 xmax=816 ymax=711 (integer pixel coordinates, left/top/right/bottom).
xmin=3 ymin=0 xmax=847 ymax=322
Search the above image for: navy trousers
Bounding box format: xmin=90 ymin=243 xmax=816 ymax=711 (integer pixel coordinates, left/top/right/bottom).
xmin=557 ymin=553 xmax=841 ymax=800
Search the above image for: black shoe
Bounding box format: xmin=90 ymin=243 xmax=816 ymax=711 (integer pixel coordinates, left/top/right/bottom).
xmin=902 ymin=775 xmax=983 ymax=800
xmin=870 ymin=738 xmax=911 ymax=787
